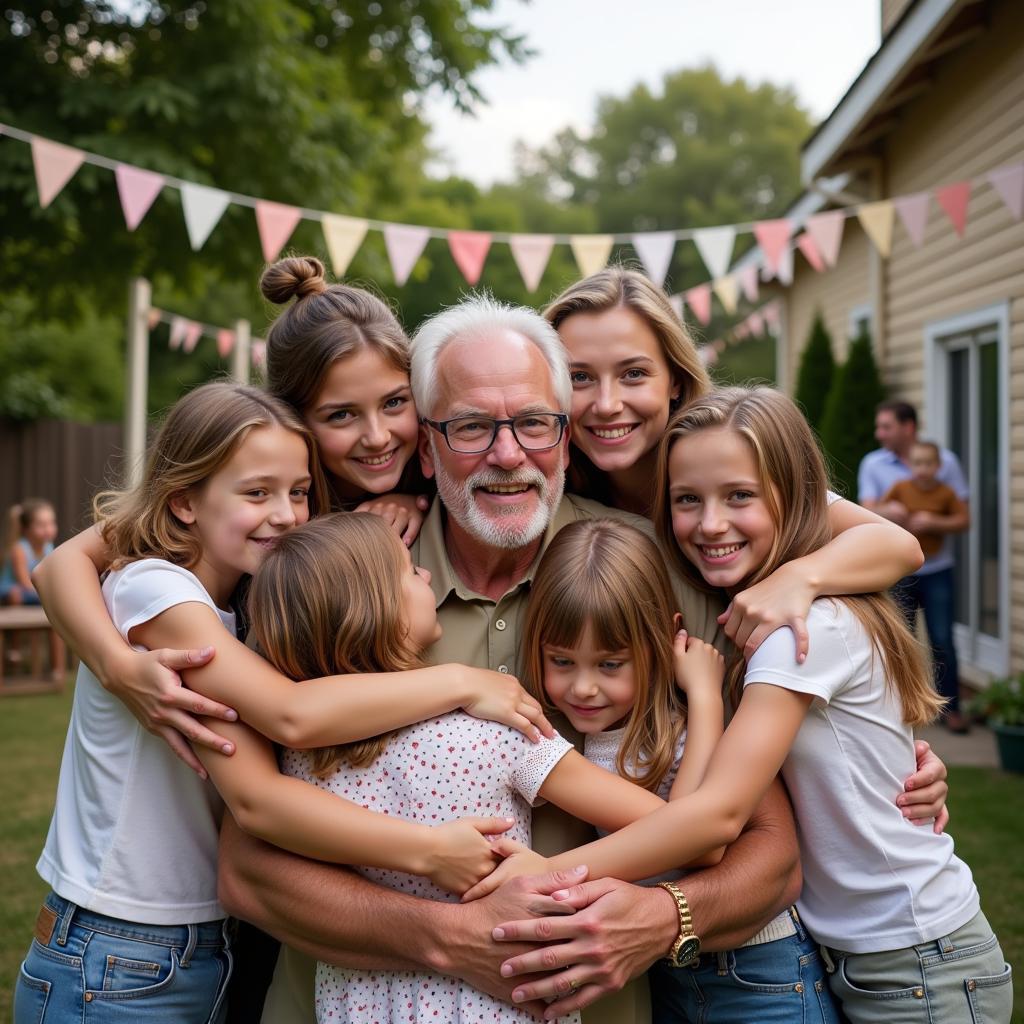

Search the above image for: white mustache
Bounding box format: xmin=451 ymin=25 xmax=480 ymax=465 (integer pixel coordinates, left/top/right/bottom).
xmin=469 ymin=468 xmax=546 ymax=491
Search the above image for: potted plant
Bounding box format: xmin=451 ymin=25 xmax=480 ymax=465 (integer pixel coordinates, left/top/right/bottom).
xmin=968 ymin=674 xmax=1024 ymax=774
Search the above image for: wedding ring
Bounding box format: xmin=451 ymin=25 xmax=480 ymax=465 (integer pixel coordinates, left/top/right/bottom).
xmin=568 ymin=978 xmax=580 ymax=993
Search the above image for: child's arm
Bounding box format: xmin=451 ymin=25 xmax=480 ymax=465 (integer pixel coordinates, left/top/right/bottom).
xmin=670 ymin=629 xmax=725 ymax=797
xmin=719 ymin=497 xmax=923 ymax=661
xmin=10 ymin=543 xmax=36 ymax=594
xmin=32 ymin=526 xmax=233 ymax=775
xmin=134 ymin=601 xmax=551 ymax=750
xmin=355 ymin=492 xmax=430 ymax=547
xmin=193 ymin=717 xmax=510 ymax=894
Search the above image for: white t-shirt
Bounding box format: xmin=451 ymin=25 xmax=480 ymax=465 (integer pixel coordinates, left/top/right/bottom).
xmin=37 ymin=559 xmax=229 ymax=924
xmin=744 ymin=599 xmax=979 ymax=952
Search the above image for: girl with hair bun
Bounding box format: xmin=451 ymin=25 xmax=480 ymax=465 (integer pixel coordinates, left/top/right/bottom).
xmin=261 ymin=255 xmax=428 ymax=543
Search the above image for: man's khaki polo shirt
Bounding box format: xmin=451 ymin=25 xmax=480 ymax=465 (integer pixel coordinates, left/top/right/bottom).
xmin=261 ymin=494 xmax=723 ymax=1024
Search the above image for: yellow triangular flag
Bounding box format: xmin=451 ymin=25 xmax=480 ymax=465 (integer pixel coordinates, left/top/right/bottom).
xmin=712 ymin=275 xmax=739 ymax=315
xmin=570 ymin=235 xmax=614 ymax=278
xmin=322 ymin=214 xmax=369 ymax=276
xmin=857 ymin=201 xmax=895 ymax=258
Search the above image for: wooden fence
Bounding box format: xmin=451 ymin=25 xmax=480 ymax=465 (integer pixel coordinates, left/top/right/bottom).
xmin=0 ymin=419 xmax=124 ymax=539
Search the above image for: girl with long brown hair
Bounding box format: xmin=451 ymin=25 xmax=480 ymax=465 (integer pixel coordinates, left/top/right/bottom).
xmin=478 ymin=387 xmax=1011 ymax=1024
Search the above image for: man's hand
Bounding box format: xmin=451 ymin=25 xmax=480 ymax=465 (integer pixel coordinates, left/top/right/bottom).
xmin=492 ymin=872 xmax=677 ymax=1020
xmin=897 ymin=739 xmax=949 ymax=833
xmin=105 ymin=645 xmax=236 ymax=777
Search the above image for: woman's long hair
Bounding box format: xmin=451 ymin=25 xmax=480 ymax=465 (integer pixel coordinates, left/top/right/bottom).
xmin=94 ymin=382 xmax=326 ymax=571
xmin=654 ymin=386 xmax=942 ymax=725
xmin=544 ymin=266 xmax=712 ymax=504
xmin=521 ymin=519 xmax=686 ymax=792
xmin=247 ymin=513 xmax=421 ymax=773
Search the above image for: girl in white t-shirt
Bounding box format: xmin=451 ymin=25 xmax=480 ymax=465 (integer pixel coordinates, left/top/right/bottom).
xmin=247 ymin=510 xmax=726 ymax=1024
xmin=494 ymin=386 xmax=1012 ymax=1024
xmin=14 ymin=382 xmax=557 ymax=1024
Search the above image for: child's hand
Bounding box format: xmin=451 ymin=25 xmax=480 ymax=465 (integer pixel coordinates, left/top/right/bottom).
xmin=673 ymin=628 xmax=725 ymax=701
xmin=460 ymin=668 xmax=555 ymax=742
xmin=423 ymin=817 xmax=513 ymax=894
xmin=460 ymin=839 xmax=550 ymax=902
xmin=354 ymin=493 xmax=430 ymax=546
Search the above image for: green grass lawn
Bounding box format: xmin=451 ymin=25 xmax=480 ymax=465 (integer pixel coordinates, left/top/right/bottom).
xmin=2 ymin=684 xmax=1022 ymax=1020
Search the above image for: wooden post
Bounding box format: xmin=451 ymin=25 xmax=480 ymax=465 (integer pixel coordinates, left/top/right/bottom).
xmin=124 ymin=277 xmax=151 ymax=488
xmin=231 ymin=318 xmax=251 ymax=384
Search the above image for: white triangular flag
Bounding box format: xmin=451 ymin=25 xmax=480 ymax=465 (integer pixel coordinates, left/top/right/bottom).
xmin=181 ymin=183 xmax=231 ymax=251
xmin=692 ymin=225 xmax=736 ymax=281
xmin=631 ymin=231 xmax=676 ymax=287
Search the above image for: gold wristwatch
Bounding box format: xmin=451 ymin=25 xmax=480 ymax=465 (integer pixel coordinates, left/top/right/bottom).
xmin=657 ymin=881 xmax=701 ymax=967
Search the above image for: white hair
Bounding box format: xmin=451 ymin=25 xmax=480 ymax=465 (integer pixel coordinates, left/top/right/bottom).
xmin=410 ymin=293 xmax=572 ymax=416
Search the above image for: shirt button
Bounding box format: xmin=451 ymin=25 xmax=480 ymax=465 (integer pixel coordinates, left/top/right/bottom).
xmin=914 ymin=988 xmax=925 ymax=999
xmin=495 ymin=619 xmax=507 ymax=631
xmin=498 ymin=665 xmax=509 ymax=674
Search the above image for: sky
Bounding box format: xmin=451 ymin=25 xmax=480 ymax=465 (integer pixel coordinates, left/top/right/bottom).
xmin=423 ymin=0 xmax=881 ymax=185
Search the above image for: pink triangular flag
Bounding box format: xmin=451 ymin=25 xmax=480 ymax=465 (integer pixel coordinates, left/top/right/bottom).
xmin=216 ymin=328 xmax=235 ymax=358
xmin=631 ymin=231 xmax=676 ymax=287
xmin=738 ymin=264 xmax=759 ymax=303
xmin=796 ymin=233 xmax=825 ymax=273
xmin=751 ymin=218 xmax=793 ymax=276
xmin=763 ymin=302 xmax=781 ymax=333
xmin=775 ymin=245 xmax=794 ymax=286
xmin=697 ymin=345 xmax=718 ymax=367
xmin=987 ymin=163 xmax=1024 ymax=220
xmin=734 ymin=321 xmax=750 ymax=340
xmin=115 ymin=164 xmax=165 ymax=231
xmin=448 ymin=230 xmax=492 ymax=286
xmin=509 ymin=234 xmax=555 ymax=292
xmin=748 ymin=311 xmax=765 ymax=336
xmin=147 ymin=308 xmax=162 ymax=330
xmin=255 ymin=201 xmax=303 ymax=263
xmin=182 ymin=321 xmax=203 ymax=354
xmin=384 ymin=224 xmax=430 ymax=286
xmin=804 ymin=210 xmax=845 ymax=268
xmin=169 ymin=316 xmax=188 ymax=350
xmin=934 ymin=181 xmax=971 ymax=237
xmin=684 ymin=284 xmax=712 ymax=326
xmin=252 ymin=339 xmax=267 ymax=368
xmin=31 ymin=137 xmax=86 ymax=208
xmin=894 ymin=192 xmax=930 ymax=247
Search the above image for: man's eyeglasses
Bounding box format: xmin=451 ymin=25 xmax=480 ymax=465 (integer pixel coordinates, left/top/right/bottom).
xmin=422 ymin=413 xmax=568 ymax=455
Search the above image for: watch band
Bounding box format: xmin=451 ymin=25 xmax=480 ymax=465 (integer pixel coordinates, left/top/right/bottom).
xmin=657 ymin=881 xmax=701 ymax=967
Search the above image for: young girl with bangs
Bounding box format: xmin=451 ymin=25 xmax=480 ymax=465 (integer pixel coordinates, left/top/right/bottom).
xmin=490 ymin=387 xmax=1012 ymax=1024
xmin=14 ymin=383 xmax=553 ymax=1024
xmin=242 ymin=510 xmax=727 ymax=1024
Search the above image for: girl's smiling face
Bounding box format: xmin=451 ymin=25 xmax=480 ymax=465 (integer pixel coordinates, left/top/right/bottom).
xmin=668 ymin=427 xmax=776 ymax=593
xmin=306 ymin=346 xmax=419 ymax=500
xmin=559 ymin=306 xmax=679 ymax=476
xmin=172 ymin=423 xmax=312 ymax=603
xmin=541 ymin=622 xmax=638 ymax=735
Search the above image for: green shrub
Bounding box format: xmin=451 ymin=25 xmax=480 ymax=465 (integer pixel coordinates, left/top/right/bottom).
xmin=794 ymin=312 xmax=835 ymax=429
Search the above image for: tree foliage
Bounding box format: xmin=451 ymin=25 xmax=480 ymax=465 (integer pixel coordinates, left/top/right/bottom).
xmin=819 ymin=328 xmax=886 ymax=499
xmin=794 ymin=312 xmax=836 ymax=429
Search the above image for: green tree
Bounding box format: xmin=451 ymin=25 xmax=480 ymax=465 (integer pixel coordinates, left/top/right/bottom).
xmin=819 ymin=328 xmax=886 ymax=500
xmin=794 ymin=312 xmax=836 ymax=429
xmin=712 ymin=334 xmax=776 ymax=386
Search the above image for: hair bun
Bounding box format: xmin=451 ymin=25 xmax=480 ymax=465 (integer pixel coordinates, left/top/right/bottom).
xmin=260 ymin=256 xmax=328 ymax=305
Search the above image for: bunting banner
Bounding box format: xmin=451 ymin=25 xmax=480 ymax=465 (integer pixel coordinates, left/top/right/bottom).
xmin=321 ymin=214 xmax=369 ymax=276
xmin=252 ymin=339 xmax=267 ymax=368
xmin=448 ymin=230 xmax=492 ymax=286
xmin=216 ymin=328 xmax=235 ymax=358
xmin=169 ymin=316 xmax=188 ymax=350
xmin=182 ymin=321 xmax=203 ymax=354
xmin=751 ymin=219 xmax=792 ymax=277
xmin=30 ymin=136 xmax=86 ymax=208
xmin=181 ymin=182 xmax=231 ymax=251
xmin=894 ymin=192 xmax=930 ymax=247
xmin=795 ymin=233 xmax=825 ymax=273
xmin=255 ymin=200 xmax=303 ymax=263
xmin=748 ymin=311 xmax=765 ymax=336
xmin=115 ymin=164 xmax=165 ymax=231
xmin=383 ymin=224 xmax=430 ymax=286
xmin=712 ymin=275 xmax=739 ymax=315
xmin=857 ymin=200 xmax=895 ymax=258
xmin=775 ymin=245 xmax=794 ymax=287
xmin=632 ymin=231 xmax=675 ymax=287
xmin=570 ymin=235 xmax=614 ymax=278
xmin=668 ymin=293 xmax=684 ymax=323
xmin=684 ymin=284 xmax=712 ymax=326
xmin=935 ymin=181 xmax=971 ymax=237
xmin=988 ymin=162 xmax=1024 ymax=220
xmin=692 ymin=226 xmax=736 ymax=281
xmin=508 ymin=234 xmax=554 ymax=292
xmin=804 ymin=210 xmax=845 ymax=268
xmin=738 ymin=264 xmax=759 ymax=303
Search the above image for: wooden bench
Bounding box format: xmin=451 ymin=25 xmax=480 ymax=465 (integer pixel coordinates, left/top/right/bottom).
xmin=0 ymin=606 xmax=66 ymax=695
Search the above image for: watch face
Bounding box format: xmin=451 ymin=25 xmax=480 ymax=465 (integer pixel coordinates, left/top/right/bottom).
xmin=676 ymin=936 xmax=701 ymax=967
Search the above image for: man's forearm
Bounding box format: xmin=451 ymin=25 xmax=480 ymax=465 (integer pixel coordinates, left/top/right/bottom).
xmin=218 ymin=814 xmax=450 ymax=972
xmin=680 ymin=779 xmax=801 ymax=951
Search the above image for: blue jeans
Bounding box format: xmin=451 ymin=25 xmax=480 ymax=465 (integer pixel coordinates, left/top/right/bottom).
xmin=14 ymin=892 xmax=232 ymax=1024
xmin=649 ymin=909 xmax=839 ymax=1023
xmin=892 ymin=568 xmax=961 ymax=712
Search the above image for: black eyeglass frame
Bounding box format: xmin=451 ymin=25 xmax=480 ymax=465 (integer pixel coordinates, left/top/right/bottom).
xmin=422 ymin=413 xmax=569 ymax=454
